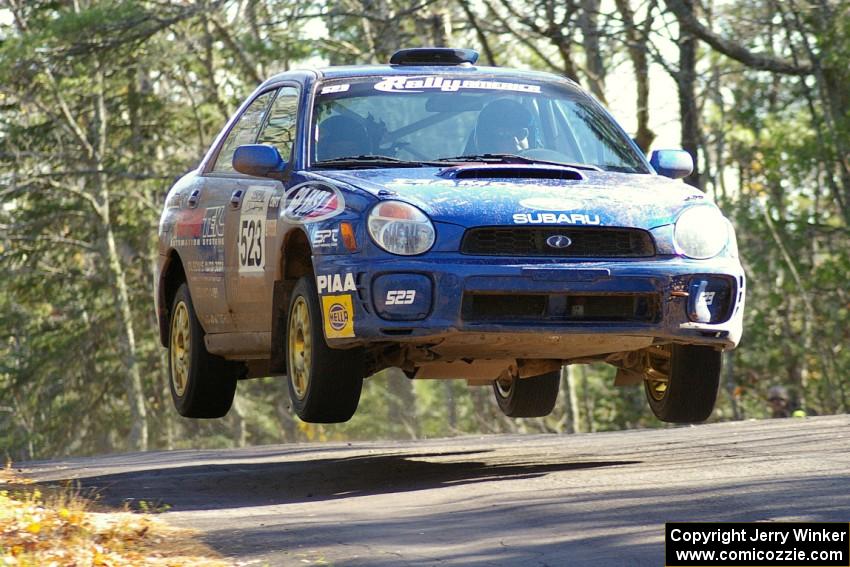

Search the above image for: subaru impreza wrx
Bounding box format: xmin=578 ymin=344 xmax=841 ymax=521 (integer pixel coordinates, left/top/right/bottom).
xmin=155 ymin=48 xmax=745 ymax=424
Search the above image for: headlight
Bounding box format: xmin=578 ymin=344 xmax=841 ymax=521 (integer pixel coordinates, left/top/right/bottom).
xmin=674 ymin=206 xmax=729 ymax=259
xmin=725 ymin=219 xmax=739 ymax=258
xmin=368 ymin=201 xmax=435 ymax=255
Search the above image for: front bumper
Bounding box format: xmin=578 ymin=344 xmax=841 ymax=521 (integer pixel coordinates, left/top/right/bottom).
xmin=314 ymin=253 xmax=745 ymax=356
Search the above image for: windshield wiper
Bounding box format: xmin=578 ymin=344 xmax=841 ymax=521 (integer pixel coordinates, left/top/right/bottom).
xmin=436 ymin=153 xmax=602 ymax=171
xmin=312 ymin=155 xmax=444 ymax=168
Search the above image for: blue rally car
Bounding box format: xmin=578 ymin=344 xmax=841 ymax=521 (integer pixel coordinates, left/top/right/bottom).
xmin=156 ymin=48 xmax=745 ymax=425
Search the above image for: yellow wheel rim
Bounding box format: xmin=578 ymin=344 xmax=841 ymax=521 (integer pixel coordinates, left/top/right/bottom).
xmin=645 ymin=345 xmax=672 ymax=402
xmin=288 ymin=296 xmax=311 ymax=400
xmin=170 ymin=301 xmax=191 ymax=397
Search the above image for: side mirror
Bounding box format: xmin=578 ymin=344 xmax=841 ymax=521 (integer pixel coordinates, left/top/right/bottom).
xmin=233 ymin=144 xmax=286 ymax=177
xmin=649 ymin=149 xmax=693 ymax=180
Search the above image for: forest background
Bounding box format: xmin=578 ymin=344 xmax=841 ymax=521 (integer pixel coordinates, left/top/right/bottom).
xmin=2 ymin=0 xmax=848 ymax=459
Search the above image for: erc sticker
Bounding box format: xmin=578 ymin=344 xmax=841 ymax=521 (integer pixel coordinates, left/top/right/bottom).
xmin=322 ymin=294 xmax=354 ymax=338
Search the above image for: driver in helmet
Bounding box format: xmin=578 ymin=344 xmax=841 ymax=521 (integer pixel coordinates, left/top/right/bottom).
xmin=472 ymin=98 xmax=532 ymax=155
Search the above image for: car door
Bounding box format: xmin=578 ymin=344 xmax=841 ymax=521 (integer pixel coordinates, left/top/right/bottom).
xmin=197 ymin=89 xmax=276 ymax=334
xmin=224 ymin=85 xmax=300 ymax=333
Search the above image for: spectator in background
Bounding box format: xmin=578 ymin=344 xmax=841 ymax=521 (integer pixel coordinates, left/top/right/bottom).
xmin=767 ymin=385 xmax=807 ymax=418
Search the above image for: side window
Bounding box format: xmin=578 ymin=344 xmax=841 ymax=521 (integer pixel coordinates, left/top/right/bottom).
xmin=212 ymin=91 xmax=275 ymax=173
xmin=257 ymin=87 xmax=299 ymax=161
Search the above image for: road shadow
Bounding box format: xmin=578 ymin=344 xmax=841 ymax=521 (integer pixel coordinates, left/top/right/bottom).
xmin=195 ymin=473 xmax=850 ymax=566
xmin=33 ymin=449 xmax=640 ymax=511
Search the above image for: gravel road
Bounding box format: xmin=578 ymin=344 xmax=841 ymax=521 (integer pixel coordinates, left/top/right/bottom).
xmin=22 ymin=415 xmax=850 ymax=566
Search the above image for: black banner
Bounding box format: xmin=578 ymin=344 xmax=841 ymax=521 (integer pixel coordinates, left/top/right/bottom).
xmin=666 ymin=522 xmax=850 ymax=566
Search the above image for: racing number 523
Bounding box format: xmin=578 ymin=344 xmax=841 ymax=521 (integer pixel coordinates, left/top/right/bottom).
xmin=239 ymin=219 xmax=263 ymax=268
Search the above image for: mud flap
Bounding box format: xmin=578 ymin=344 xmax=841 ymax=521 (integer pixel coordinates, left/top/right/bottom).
xmin=269 ymin=279 xmax=293 ymax=374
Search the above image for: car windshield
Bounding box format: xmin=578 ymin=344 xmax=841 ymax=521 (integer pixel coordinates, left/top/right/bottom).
xmin=311 ymin=75 xmax=649 ymax=173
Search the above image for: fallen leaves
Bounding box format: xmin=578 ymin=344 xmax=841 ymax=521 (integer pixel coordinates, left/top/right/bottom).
xmin=0 ymin=468 xmax=232 ymax=566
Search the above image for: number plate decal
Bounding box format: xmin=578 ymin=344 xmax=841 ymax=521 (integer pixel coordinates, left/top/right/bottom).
xmin=238 ymin=187 xmax=272 ymax=273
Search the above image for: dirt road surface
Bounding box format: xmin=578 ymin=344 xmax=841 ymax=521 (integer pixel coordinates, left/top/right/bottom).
xmin=21 ymin=415 xmax=850 ymax=566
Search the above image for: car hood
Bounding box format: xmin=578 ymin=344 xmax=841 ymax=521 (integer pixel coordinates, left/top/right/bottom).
xmin=313 ymin=166 xmax=709 ymax=229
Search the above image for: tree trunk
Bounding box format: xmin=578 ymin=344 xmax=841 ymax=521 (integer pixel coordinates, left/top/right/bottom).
xmin=459 ymin=0 xmax=498 ymax=65
xmin=723 ymin=350 xmax=742 ymax=420
xmin=94 ymin=67 xmax=148 ymax=451
xmin=578 ymin=0 xmax=607 ymax=103
xmin=676 ymin=0 xmax=702 ymax=188
xmin=614 ymin=0 xmax=656 ymax=152
xmin=102 ymin=214 xmax=149 ymax=451
xmin=276 ymin=390 xmax=299 ymax=443
xmin=360 ymin=0 xmax=399 ymax=63
xmin=561 ymin=365 xmax=582 ymax=433
xmin=430 ymin=7 xmax=451 ymax=46
xmin=444 ymin=380 xmax=457 ymax=430
xmin=579 ymin=365 xmax=594 ymax=433
xmin=230 ymin=395 xmax=248 ymax=447
xmin=386 ymin=368 xmax=418 ymax=439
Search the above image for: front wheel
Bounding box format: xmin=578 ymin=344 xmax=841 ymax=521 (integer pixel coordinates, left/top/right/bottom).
xmin=493 ymin=371 xmax=560 ymax=418
xmin=286 ymin=276 xmax=364 ymax=423
xmin=168 ymin=283 xmax=240 ymax=418
xmin=644 ymin=344 xmax=721 ymax=423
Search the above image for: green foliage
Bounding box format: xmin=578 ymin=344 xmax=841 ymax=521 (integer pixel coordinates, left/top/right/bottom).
xmin=1 ymin=0 xmax=849 ymax=460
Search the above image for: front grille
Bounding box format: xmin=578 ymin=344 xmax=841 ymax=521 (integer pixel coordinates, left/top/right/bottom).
xmin=461 ymin=227 xmax=655 ymax=257
xmin=462 ymin=292 xmax=660 ymax=323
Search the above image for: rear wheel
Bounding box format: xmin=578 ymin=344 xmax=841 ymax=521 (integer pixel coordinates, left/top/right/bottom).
xmin=286 ymin=276 xmax=364 ymax=423
xmin=168 ymin=283 xmax=239 ymax=418
xmin=493 ymin=370 xmax=560 ymax=418
xmin=644 ymin=344 xmax=721 ymax=423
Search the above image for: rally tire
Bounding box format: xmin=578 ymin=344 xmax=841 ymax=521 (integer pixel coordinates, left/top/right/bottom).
xmin=644 ymin=344 xmax=721 ymax=423
xmin=286 ymin=276 xmax=364 ymax=423
xmin=493 ymin=370 xmax=560 ymax=418
xmin=168 ymin=283 xmax=239 ymax=418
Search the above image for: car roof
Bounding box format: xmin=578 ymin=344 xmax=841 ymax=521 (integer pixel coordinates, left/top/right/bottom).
xmin=259 ymin=64 xmax=579 ymax=90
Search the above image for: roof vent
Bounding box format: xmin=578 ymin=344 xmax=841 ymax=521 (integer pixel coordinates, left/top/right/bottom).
xmin=389 ymin=48 xmax=479 ymax=66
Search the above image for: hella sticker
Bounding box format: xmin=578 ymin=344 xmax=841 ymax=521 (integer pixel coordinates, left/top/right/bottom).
xmin=321 ymin=295 xmax=354 ymax=338
xmin=513 ymin=212 xmax=601 ymax=225
xmin=328 ymin=303 xmax=348 ymax=330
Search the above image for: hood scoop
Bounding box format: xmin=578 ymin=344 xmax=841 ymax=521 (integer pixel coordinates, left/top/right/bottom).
xmin=439 ymin=164 xmax=584 ymax=181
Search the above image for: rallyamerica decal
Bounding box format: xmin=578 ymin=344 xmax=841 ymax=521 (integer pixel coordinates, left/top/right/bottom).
xmin=374 ymin=76 xmax=541 ymax=94
xmin=282 ymin=181 xmax=345 ymax=224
